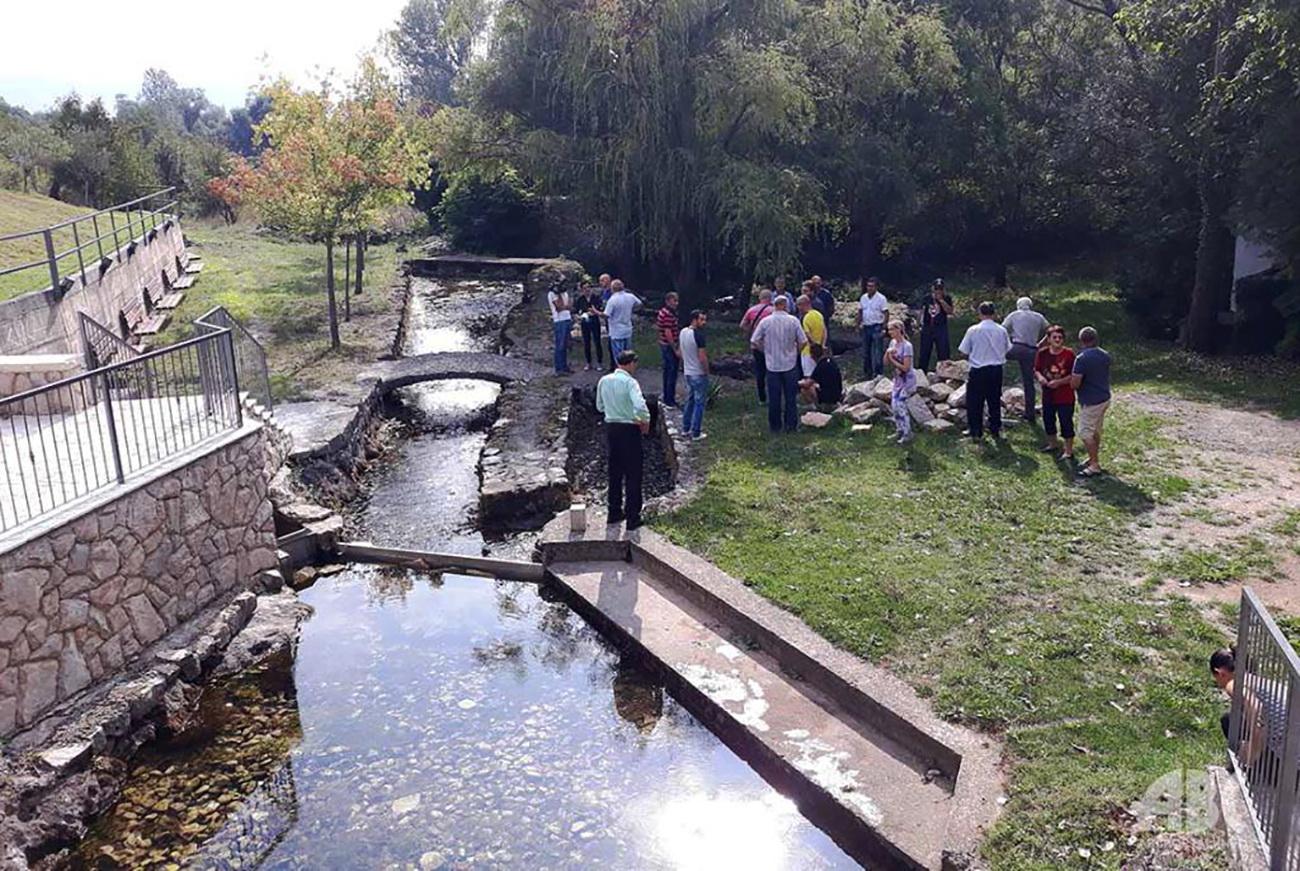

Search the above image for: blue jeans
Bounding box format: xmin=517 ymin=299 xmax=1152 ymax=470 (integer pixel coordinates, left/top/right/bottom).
xmin=683 ymin=375 xmax=708 ymax=436
xmin=661 ymin=343 xmax=679 ymax=406
xmin=553 ymin=320 xmax=570 ymax=372
xmin=610 ymin=335 xmax=632 ymax=363
xmin=862 ymin=323 xmax=884 ymax=377
xmin=765 ymin=367 xmax=800 ymax=432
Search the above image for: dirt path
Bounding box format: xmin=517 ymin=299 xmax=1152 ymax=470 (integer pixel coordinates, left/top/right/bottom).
xmin=1126 ymin=391 xmax=1300 ymax=616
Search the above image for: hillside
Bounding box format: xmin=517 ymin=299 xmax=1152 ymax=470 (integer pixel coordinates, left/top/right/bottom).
xmin=0 ymin=190 xmax=95 ymax=299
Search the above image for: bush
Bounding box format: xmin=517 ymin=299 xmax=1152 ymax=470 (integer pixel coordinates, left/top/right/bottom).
xmin=437 ymin=169 xmax=541 ymax=254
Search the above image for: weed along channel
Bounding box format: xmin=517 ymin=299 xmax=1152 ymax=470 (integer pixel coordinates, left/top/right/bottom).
xmin=60 ymin=272 xmax=869 ymax=869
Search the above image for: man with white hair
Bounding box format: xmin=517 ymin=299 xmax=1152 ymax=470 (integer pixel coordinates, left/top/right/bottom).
xmin=1003 ymin=296 xmax=1049 ymax=423
xmin=740 ymin=288 xmax=776 ymax=404
xmin=1070 ymin=326 xmax=1112 ymax=477
xmin=750 ymin=296 xmax=808 ymax=433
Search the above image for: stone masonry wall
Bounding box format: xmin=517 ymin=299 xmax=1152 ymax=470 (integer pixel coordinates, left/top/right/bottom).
xmin=0 ymin=427 xmax=278 ymax=736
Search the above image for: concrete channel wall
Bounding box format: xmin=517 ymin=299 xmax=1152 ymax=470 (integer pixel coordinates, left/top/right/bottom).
xmin=0 ymin=219 xmax=187 ymax=356
xmin=0 ymin=424 xmax=279 ymax=736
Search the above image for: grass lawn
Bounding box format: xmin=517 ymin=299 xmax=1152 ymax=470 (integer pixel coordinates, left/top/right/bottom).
xmin=650 ymin=271 xmax=1274 ymax=869
xmin=157 ymin=221 xmax=401 ymax=402
xmin=0 ymin=189 xmax=97 ymax=300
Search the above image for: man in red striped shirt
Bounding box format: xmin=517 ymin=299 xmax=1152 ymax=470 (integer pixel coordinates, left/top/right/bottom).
xmin=656 ymin=292 xmax=682 ymax=407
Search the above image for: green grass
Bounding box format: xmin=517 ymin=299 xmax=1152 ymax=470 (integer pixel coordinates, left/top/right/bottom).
xmin=652 ymin=385 xmax=1228 ymax=868
xmin=157 ymin=221 xmax=400 ymax=402
xmin=0 ymin=189 xmax=98 ymax=300
xmin=1154 ymin=536 xmax=1278 ymax=585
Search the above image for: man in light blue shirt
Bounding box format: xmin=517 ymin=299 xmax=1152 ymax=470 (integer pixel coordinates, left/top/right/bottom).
xmin=596 ymin=350 xmax=651 ymax=529
xmin=601 ymin=280 xmax=643 ymax=363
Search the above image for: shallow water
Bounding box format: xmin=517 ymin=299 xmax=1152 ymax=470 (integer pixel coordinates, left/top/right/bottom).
xmin=66 ymin=280 xmax=858 ymax=870
xmin=402 ymin=277 xmax=520 ymax=356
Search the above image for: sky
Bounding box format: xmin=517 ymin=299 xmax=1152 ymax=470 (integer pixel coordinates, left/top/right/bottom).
xmin=0 ymin=0 xmax=410 ymax=113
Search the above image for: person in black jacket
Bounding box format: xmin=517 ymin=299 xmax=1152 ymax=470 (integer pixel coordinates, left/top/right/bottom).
xmin=918 ymin=278 xmax=954 ymax=371
xmin=574 ymin=281 xmax=605 ymax=370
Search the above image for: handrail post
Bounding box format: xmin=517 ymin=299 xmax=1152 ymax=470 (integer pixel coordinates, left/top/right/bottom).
xmin=43 ymin=229 xmax=60 ymax=293
xmin=1270 ymin=669 xmax=1299 ymax=868
xmin=100 ymin=373 xmax=126 ymax=483
xmin=226 ymin=331 xmax=244 ymax=427
xmin=72 ymin=221 xmax=86 ymax=285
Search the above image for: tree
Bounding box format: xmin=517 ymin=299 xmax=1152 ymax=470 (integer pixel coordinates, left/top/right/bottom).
xmin=218 ymin=60 xmax=433 ymax=348
xmin=388 ymin=0 xmax=484 ymax=104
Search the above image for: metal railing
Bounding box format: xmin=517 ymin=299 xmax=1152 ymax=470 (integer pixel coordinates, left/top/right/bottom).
xmin=78 ymin=311 xmax=140 ymax=370
xmin=0 ymin=188 xmax=178 ymax=297
xmin=194 ymin=306 xmax=273 ymax=412
xmin=0 ymin=329 xmax=242 ymax=534
xmin=1229 ymin=587 xmax=1300 ymax=869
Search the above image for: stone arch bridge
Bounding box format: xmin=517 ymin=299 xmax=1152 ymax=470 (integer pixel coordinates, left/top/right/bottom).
xmin=362 ymin=351 xmax=549 ymax=395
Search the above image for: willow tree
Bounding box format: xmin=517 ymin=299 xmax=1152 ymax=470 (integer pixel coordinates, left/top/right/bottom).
xmin=217 ymin=60 xmax=432 ymax=348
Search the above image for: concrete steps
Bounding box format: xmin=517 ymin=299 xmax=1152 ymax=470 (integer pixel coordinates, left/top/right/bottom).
xmin=540 ymin=524 xmax=1002 ymax=870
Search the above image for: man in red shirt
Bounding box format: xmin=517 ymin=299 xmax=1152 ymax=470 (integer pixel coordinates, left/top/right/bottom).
xmin=656 ymin=292 xmax=682 ymax=407
xmin=1034 ymin=324 xmax=1077 ymax=460
xmin=739 ymin=288 xmax=776 ymax=404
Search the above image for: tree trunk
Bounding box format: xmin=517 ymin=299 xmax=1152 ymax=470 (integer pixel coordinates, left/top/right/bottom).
xmin=1183 ymin=1 xmax=1241 ymax=354
xmin=343 ymin=237 xmax=352 ymax=323
xmin=325 ymin=239 xmax=341 ymax=350
xmin=354 ymin=236 xmax=365 ymax=296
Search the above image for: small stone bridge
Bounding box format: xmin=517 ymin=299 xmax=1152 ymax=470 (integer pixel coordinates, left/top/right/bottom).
xmin=363 ymin=351 xmax=549 ymax=395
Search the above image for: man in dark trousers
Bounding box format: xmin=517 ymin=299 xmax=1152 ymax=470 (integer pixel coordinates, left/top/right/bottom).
xmin=958 ymin=301 xmax=1012 ymax=440
xmin=595 ymin=350 xmax=651 ymax=529
xmin=918 ymin=278 xmax=954 ymax=371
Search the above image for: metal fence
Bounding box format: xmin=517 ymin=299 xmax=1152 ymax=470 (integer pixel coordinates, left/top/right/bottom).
xmin=194 ymin=306 xmax=273 ymax=412
xmin=1229 ymin=587 xmax=1300 ymax=869
xmin=78 ymin=311 xmax=140 ymax=369
xmin=0 ymin=329 xmax=242 ymax=534
xmin=0 ymin=188 xmax=178 ymax=297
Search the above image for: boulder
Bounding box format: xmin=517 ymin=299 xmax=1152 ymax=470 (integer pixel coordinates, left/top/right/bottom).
xmin=905 ymin=395 xmax=935 ymax=424
xmin=1001 ymin=387 xmax=1025 ymax=410
xmin=872 ymin=379 xmax=894 ymax=403
xmin=844 ymin=380 xmax=875 ymax=406
xmin=949 ymin=383 xmax=967 ymax=408
xmin=936 ymin=359 xmax=970 ymax=382
xmin=922 ymin=419 xmax=955 ymax=433
xmin=913 ymin=369 xmax=931 ymax=391
xmin=842 ymin=403 xmax=881 ymax=425
xmin=925 ymin=382 xmax=954 ymax=403
xmin=943 ymin=407 xmax=964 ymax=422
xmin=850 ymin=423 xmax=873 ymax=433
xmin=934 ymin=403 xmax=950 ymax=415
xmin=801 ymin=411 xmax=834 ymax=429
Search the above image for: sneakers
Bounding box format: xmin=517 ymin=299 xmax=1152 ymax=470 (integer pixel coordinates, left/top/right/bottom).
xmin=691 ymin=432 xmax=707 ymax=442
xmin=583 ymin=364 xmax=592 ymax=371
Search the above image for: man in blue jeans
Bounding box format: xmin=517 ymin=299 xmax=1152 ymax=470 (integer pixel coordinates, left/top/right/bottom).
xmin=547 ymin=285 xmax=573 ymax=374
xmin=679 ymin=309 xmax=710 ymax=440
xmin=750 ymin=296 xmax=808 ymax=433
xmin=656 ymin=292 xmax=681 ymax=408
xmin=856 ymin=277 xmax=889 ymax=377
xmin=602 ymin=279 xmax=642 ymax=364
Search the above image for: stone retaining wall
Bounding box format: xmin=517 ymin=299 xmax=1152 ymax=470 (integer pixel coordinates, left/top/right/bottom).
xmin=0 ymin=220 xmax=187 ymax=356
xmin=0 ymin=426 xmax=279 ymax=736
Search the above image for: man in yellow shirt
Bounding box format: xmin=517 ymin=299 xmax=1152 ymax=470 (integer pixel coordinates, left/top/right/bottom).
xmin=797 ymin=295 xmax=827 ymax=378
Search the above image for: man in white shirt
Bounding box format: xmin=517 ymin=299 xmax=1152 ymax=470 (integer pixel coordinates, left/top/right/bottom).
xmin=547 ymin=285 xmax=573 ymax=374
xmin=679 ymin=309 xmax=710 ymax=440
xmin=855 ymin=277 xmax=889 ymax=378
xmin=601 ymin=280 xmax=643 ymax=363
xmin=958 ymin=301 xmax=1012 ymax=440
xmin=1003 ymin=296 xmax=1050 ymax=423
xmin=751 ymin=296 xmax=808 ymax=433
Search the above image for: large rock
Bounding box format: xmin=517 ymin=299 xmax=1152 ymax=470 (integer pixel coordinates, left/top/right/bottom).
xmin=800 ymin=411 xmax=834 ymax=428
xmin=913 ymin=369 xmax=930 ymax=391
xmin=905 ymin=395 xmax=935 ymax=424
xmin=949 ymin=383 xmax=967 ymax=408
xmin=872 ymin=379 xmax=894 ymax=403
xmin=935 ymin=359 xmax=970 ymax=382
xmin=843 ymin=380 xmax=875 ymax=406
xmin=1001 ymin=387 xmax=1025 ymax=410
xmin=525 ymin=259 xmax=585 ymax=299
xmin=922 ymin=418 xmax=955 ymax=433
xmin=839 ymin=402 xmax=881 ymax=424
xmin=925 ymin=382 xmax=954 ymax=403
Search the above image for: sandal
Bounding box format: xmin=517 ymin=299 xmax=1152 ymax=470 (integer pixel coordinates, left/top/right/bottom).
xmin=1079 ymin=466 xmax=1104 ymax=478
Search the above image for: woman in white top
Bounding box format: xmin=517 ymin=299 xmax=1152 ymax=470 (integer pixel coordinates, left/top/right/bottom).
xmin=885 ymin=320 xmax=916 ymax=444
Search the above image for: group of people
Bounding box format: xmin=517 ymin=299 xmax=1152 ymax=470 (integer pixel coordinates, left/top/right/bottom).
xmin=587 ymin=272 xmax=1117 ymax=528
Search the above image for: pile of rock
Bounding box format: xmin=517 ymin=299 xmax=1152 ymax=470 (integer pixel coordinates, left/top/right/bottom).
xmin=831 ymin=359 xmax=1027 ymax=433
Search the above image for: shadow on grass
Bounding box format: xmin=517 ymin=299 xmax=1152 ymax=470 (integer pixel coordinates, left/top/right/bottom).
xmin=1079 ymin=473 xmax=1156 ymax=515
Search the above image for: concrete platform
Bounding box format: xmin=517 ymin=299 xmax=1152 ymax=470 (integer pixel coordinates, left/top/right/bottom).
xmin=274 ymin=400 xmax=360 ymax=461
xmin=540 ymin=518 xmax=1003 ymax=870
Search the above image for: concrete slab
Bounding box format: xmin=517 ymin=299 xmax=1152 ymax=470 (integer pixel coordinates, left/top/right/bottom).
xmin=549 ymin=556 xmax=952 ymax=869
xmin=273 ymin=400 xmax=359 ymax=460
xmin=539 ymin=516 xmax=1004 ymax=870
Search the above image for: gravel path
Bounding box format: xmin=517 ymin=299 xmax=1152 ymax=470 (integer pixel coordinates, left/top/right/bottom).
xmin=1126 ymin=390 xmax=1300 ymax=615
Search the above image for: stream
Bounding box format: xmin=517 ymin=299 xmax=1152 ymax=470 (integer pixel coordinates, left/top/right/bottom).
xmin=66 ymin=277 xmax=856 ymax=870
